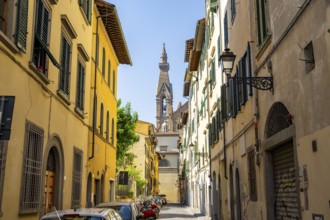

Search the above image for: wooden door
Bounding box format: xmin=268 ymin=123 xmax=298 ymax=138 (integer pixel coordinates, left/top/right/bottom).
xmin=44 ymin=171 xmax=55 ymax=213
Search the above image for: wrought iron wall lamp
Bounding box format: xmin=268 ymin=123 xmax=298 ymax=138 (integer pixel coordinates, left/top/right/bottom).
xmin=220 ymin=48 xmax=273 ymax=91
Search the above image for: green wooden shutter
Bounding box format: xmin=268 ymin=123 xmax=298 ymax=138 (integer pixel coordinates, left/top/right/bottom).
xmin=60 ymin=37 xmax=71 ymax=96
xmin=221 ymin=84 xmax=227 ymax=122
xmin=15 ymin=0 xmax=29 ymax=51
xmin=247 ymin=43 xmax=253 ymax=96
xmin=88 ymin=0 xmax=92 ymax=23
xmin=210 ymin=0 xmax=219 ymax=13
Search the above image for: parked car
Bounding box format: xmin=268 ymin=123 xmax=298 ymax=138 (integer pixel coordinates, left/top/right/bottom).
xmin=40 ymin=208 xmax=122 ymax=220
xmin=96 ymin=202 xmax=142 ymax=220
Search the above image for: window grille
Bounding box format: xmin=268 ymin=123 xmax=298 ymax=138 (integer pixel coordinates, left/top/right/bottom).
xmin=72 ymin=148 xmax=82 ymax=208
xmin=20 ymin=122 xmax=44 ymax=212
xmin=0 ymin=141 xmax=8 ymax=213
xmin=59 ymin=35 xmax=71 ymax=97
xmin=76 ymin=61 xmax=85 ymax=112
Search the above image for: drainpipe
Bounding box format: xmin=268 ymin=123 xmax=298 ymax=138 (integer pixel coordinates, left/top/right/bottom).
xmin=90 ymin=16 xmax=100 ymax=160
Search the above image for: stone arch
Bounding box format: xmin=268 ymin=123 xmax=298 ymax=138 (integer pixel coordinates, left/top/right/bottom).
xmin=42 ymin=134 xmax=65 ymax=214
xmin=265 ymin=102 xmax=291 ymax=138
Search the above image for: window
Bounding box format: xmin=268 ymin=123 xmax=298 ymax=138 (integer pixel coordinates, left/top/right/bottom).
xmin=0 ymin=141 xmax=8 ymax=213
xmin=111 ymin=118 xmax=114 ymax=145
xmin=160 ymin=146 xmax=168 ymax=152
xmin=79 ymin=0 xmax=92 ymax=23
xmin=107 ymin=60 xmax=111 ymax=87
xmin=231 ymin=0 xmax=236 ymax=23
xmin=209 ymin=0 xmax=219 ymax=13
xmin=248 ymin=150 xmax=257 ymax=201
xmin=100 ymin=103 xmax=104 ymax=135
xmin=20 ymin=122 xmax=44 ymax=213
xmin=59 ymin=34 xmax=71 ymax=98
xmin=75 ymin=61 xmax=85 ymax=113
xmin=224 ymin=12 xmax=229 ymax=48
xmin=102 ymin=47 xmax=105 ymax=77
xmin=159 ymin=159 xmax=170 ymax=167
xmin=0 ymin=0 xmax=28 ymax=51
xmin=106 ymin=111 xmax=109 ymax=140
xmin=210 ymin=58 xmax=216 ymax=90
xmin=304 ymin=41 xmax=315 ymax=73
xmin=112 ymin=70 xmax=116 ymax=95
xmin=256 ymin=0 xmax=268 ymax=46
xmin=72 ymin=148 xmax=82 ymax=208
xmin=32 ymin=0 xmax=52 ymax=75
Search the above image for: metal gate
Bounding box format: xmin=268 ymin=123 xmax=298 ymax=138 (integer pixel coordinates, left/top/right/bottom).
xmin=272 ymin=141 xmax=299 ymax=219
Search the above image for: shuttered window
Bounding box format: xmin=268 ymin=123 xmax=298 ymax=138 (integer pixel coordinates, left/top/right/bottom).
xmin=210 ymin=0 xmax=219 ymax=13
xmin=107 ymin=60 xmax=111 ymax=87
xmin=106 ymin=111 xmax=109 ymax=140
xmin=72 ymin=148 xmax=82 ymax=208
xmin=111 ymin=118 xmax=114 ymax=145
xmin=224 ymin=12 xmax=228 ymax=48
xmin=221 ymin=84 xmax=227 ymax=122
xmin=76 ymin=61 xmax=85 ymax=112
xmin=112 ymin=70 xmax=116 ymax=95
xmin=59 ymin=35 xmax=71 ymax=98
xmin=15 ymin=0 xmax=29 ymax=50
xmin=217 ymin=35 xmax=222 ymax=66
xmin=210 ymin=59 xmax=216 ymax=90
xmin=231 ymin=0 xmax=236 ymax=23
xmin=79 ymin=0 xmax=92 ymax=23
xmin=102 ymin=47 xmax=105 ymax=77
xmin=20 ymin=122 xmax=44 ymax=212
xmin=256 ymin=0 xmax=268 ymax=46
xmin=100 ymin=103 xmax=104 ymax=135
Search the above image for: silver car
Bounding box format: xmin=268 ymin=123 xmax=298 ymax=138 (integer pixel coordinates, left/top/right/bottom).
xmin=40 ymin=208 xmax=123 ymax=220
xmin=96 ymin=202 xmax=142 ymax=220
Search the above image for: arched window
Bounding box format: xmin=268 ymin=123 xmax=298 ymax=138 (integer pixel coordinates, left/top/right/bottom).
xmin=162 ymin=97 xmax=166 ymax=115
xmin=100 ymin=103 xmax=104 ymax=135
xmin=159 ymin=159 xmax=170 ymax=167
xmin=106 ymin=111 xmax=109 ymax=140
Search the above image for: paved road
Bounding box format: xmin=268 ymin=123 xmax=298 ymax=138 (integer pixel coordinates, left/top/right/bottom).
xmin=158 ymin=204 xmax=210 ymax=220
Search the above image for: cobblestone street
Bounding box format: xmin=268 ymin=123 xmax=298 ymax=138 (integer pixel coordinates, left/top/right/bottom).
xmin=159 ymin=204 xmax=211 ymax=220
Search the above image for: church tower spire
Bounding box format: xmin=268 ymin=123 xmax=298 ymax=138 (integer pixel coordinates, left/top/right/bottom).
xmin=156 ymin=43 xmax=173 ymax=131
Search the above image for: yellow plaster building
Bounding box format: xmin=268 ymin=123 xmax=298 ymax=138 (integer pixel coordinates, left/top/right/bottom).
xmin=0 ymin=0 xmax=130 ymax=219
xmin=132 ymin=121 xmax=159 ymax=196
xmin=86 ymin=0 xmax=132 ymax=206
xmin=0 ymin=0 xmax=93 ymax=219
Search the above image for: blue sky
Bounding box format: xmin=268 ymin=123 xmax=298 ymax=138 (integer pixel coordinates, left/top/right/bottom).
xmin=110 ymin=0 xmax=205 ymax=125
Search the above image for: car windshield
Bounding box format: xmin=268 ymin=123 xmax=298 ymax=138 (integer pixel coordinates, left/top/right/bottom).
xmin=45 ymin=217 xmax=103 ymax=220
xmin=110 ymin=205 xmax=132 ymax=220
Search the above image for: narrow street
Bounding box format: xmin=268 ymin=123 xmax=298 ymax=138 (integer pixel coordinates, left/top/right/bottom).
xmin=159 ymin=204 xmax=210 ymax=220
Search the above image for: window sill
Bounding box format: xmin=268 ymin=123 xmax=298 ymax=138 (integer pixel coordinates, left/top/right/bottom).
xmin=57 ymin=90 xmax=71 ymax=105
xmin=29 ymin=62 xmax=50 ymax=84
xmin=74 ymin=107 xmax=85 ymax=119
xmin=0 ymin=32 xmax=20 ymax=53
xmin=255 ymin=35 xmax=272 ymax=60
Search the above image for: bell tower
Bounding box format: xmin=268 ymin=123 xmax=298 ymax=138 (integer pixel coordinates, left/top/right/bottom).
xmin=156 ymin=43 xmax=174 ymax=131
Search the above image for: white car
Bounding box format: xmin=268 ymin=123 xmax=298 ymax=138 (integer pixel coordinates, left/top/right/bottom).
xmin=40 ymin=208 xmax=123 ymax=220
